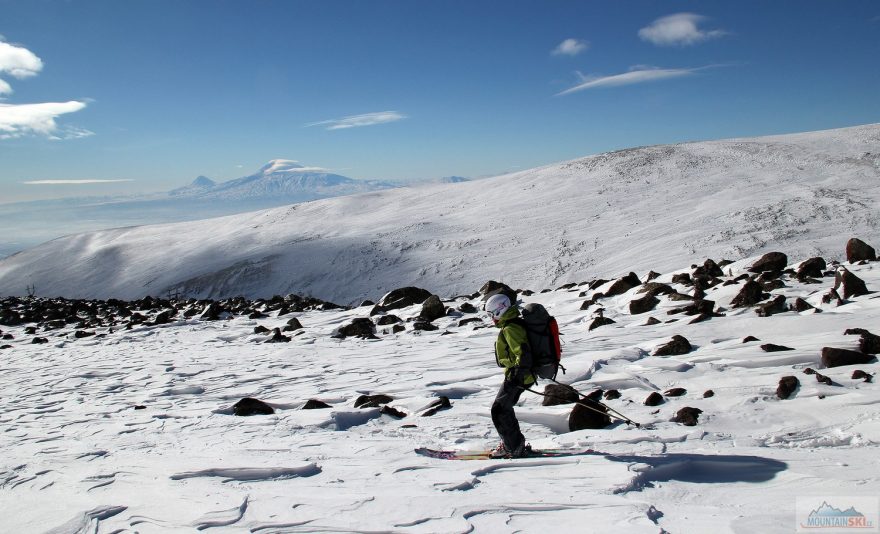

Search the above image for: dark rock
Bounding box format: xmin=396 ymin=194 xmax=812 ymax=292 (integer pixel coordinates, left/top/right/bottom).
xmin=284 ymin=317 xmax=304 ymax=332
xmin=266 ymin=328 xmax=291 ymax=343
xmin=254 ymin=325 xmax=271 ymax=334
xmin=355 ymin=394 xmax=394 ymax=408
xmin=814 ymin=372 xmax=833 ymax=386
xmin=852 ymin=370 xmax=873 ymax=383
xmin=639 ymin=282 xmax=675 ymax=298
xmin=731 ymin=280 xmax=764 ymax=308
xmin=846 ymin=238 xmax=877 ymax=263
xmin=134 ymin=405 xmax=146 ymax=410
xmin=792 ymin=298 xmax=817 ymax=313
xmin=671 ymin=407 xmax=702 ymax=426
xmin=568 ymin=398 xmax=611 ymax=431
xmin=756 ymin=295 xmax=787 ymax=317
xmin=232 ymin=397 xmax=275 ymax=416
xmin=337 ymin=318 xmax=377 ymax=339
xmin=835 ymin=268 xmax=869 ymax=299
xmin=667 ymin=292 xmax=694 ymax=301
xmin=303 ymin=399 xmax=332 ymax=409
xmin=822 ymin=289 xmax=844 ymax=306
xmin=803 ymin=368 xmax=817 ymax=375
xmin=644 ymin=392 xmax=664 ymax=406
xmin=74 ymin=330 xmax=95 ymax=338
xmin=822 ymin=347 xmax=875 ymax=368
xmin=671 ymin=273 xmax=692 ymax=286
xmin=376 ymin=315 xmax=402 ymax=326
xmin=418 ymin=295 xmax=446 ymax=322
xmin=413 ymin=321 xmax=439 ymax=331
xmin=748 ymin=252 xmax=788 ymax=274
xmin=689 ymin=313 xmax=714 ymax=324
xmin=422 ymin=396 xmax=452 ymax=416
xmin=588 ymin=317 xmax=615 ymax=331
xmin=458 ymin=302 xmax=477 ymax=314
xmin=588 ymin=279 xmax=609 ymax=290
xmin=644 ymin=317 xmax=661 ymax=326
xmin=376 ymin=287 xmax=433 ymax=313
xmin=645 ymin=271 xmax=661 ymax=281
xmin=844 ymin=328 xmax=872 ymax=336
xmin=392 ymin=324 xmax=405 ymax=334
xmin=605 ymin=272 xmax=641 ymax=297
xmin=458 ymin=317 xmax=483 ymax=327
xmin=694 ymin=259 xmax=724 ymax=278
xmin=797 ymin=257 xmax=827 ymax=280
xmin=761 ymin=279 xmax=786 ymax=291
xmin=761 ymin=344 xmax=795 ymax=352
xmin=32 ymin=337 xmax=49 ymax=344
xmin=777 ymin=376 xmax=799 ymax=399
xmin=199 ymin=302 xmax=224 ymax=321
xmin=248 ymin=311 xmax=267 ymax=319
xmin=24 ymin=326 xmax=37 ymax=335
xmin=664 ymin=388 xmax=687 ymax=397
xmin=379 ymin=405 xmax=407 ymax=419
xmin=603 ymin=389 xmax=621 ymax=400
xmin=542 ymin=383 xmax=579 ymax=406
xmin=703 ymin=390 xmax=715 ymax=398
xmin=479 ymin=281 xmax=518 ymax=306
xmin=653 ymin=335 xmax=692 ymax=356
xmin=629 ymin=295 xmax=660 ymax=315
xmin=858 ymin=331 xmax=880 ymax=354
xmin=0 ymin=345 xmax=11 ymax=350
xmin=359 ymin=300 xmax=376 ymax=307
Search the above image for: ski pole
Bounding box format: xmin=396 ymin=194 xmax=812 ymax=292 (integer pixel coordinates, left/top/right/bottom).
xmin=545 ymin=378 xmax=643 ymax=428
xmin=520 ymin=386 xmax=641 ymax=428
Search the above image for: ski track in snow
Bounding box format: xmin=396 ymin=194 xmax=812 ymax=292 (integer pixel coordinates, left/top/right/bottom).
xmin=0 ymin=257 xmax=878 ymax=533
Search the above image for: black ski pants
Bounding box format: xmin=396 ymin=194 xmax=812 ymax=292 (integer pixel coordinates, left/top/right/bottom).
xmin=491 ymin=379 xmax=525 ymax=451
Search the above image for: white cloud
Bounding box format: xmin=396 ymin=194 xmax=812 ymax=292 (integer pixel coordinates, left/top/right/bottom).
xmin=306 ymin=111 xmax=407 ymax=130
xmin=23 ymin=179 xmax=133 ymax=185
xmin=0 ymin=101 xmax=92 ymax=139
xmin=638 ymin=13 xmax=726 ymax=46
xmin=556 ymin=66 xmax=699 ymax=96
xmin=552 ymin=38 xmax=589 ymax=57
xmin=0 ymin=40 xmax=43 ymax=83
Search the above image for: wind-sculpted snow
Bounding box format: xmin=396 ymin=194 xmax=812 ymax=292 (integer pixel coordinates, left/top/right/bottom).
xmin=1 ymin=124 xmax=879 ymax=303
xmin=1 ymin=253 xmax=878 ymax=532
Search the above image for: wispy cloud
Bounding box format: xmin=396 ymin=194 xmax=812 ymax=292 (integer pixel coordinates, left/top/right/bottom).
xmin=0 ymin=101 xmax=93 ymax=140
xmin=552 ymin=38 xmax=589 ymax=57
xmin=556 ymin=65 xmax=706 ymax=96
xmin=306 ymin=111 xmax=406 ymax=130
xmin=23 ymin=179 xmax=133 ymax=185
xmin=638 ymin=13 xmax=727 ymax=46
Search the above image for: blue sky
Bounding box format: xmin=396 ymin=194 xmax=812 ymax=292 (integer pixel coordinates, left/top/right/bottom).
xmin=1 ymin=0 xmax=879 ymax=202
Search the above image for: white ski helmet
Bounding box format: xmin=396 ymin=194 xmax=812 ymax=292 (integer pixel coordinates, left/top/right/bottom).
xmin=484 ymin=293 xmax=511 ymax=321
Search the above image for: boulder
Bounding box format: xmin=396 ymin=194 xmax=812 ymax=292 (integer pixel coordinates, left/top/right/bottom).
xmin=603 ymin=389 xmax=621 ymax=400
xmin=730 ymin=280 xmax=765 ymax=308
xmin=653 ymin=335 xmax=692 ymax=356
xmin=232 ymin=397 xmax=275 ymax=416
xmin=336 ymin=318 xmax=377 ymax=339
xmin=792 ymin=298 xmax=817 ymax=313
xmin=664 ymin=388 xmax=687 ymax=397
xmin=588 ymin=317 xmax=616 ymax=331
xmin=797 ymin=257 xmax=827 ymax=280
xmin=380 ymin=405 xmax=407 ymax=419
xmin=253 ymin=325 xmax=271 ymax=334
xmin=376 ymin=287 xmax=433 ymax=313
xmin=605 ymin=272 xmax=641 ymax=297
xmin=852 ymin=370 xmax=873 ymax=383
xmin=671 ymin=407 xmax=702 ymax=426
xmin=283 ymin=317 xmax=304 ymax=332
xmin=568 ymin=398 xmax=611 ymax=431
xmin=834 ymin=268 xmax=869 ymax=299
xmin=671 ymin=273 xmax=692 ymax=286
xmin=644 ymin=317 xmax=661 ymax=326
xmin=199 ymin=302 xmax=224 ymax=321
xmin=419 ymin=295 xmax=446 ymax=322
xmin=458 ymin=302 xmax=477 ymax=314
xmin=421 ymin=396 xmax=452 ymax=417
xmin=542 ymin=383 xmax=579 ymax=406
xmin=479 ymin=281 xmax=517 ymax=306
xmin=629 ymin=295 xmax=660 ymax=315
xmin=761 ymin=343 xmax=795 ymax=352
xmin=639 ymin=282 xmax=675 ymax=297
xmin=755 ymin=295 xmax=787 ymax=317
xmin=392 ymin=324 xmax=406 ymax=334
xmin=858 ymin=331 xmax=880 ymax=354
xmin=302 ymin=399 xmax=332 ymax=409
xmin=776 ymin=376 xmax=799 ymax=399
xmin=413 ymin=321 xmax=439 ymax=331
xmin=32 ymin=337 xmax=49 ymax=344
xmin=644 ymin=392 xmax=664 ymax=406
xmin=703 ymin=390 xmax=715 ymax=398
xmin=814 ymin=372 xmax=833 ymax=386
xmin=846 ymin=238 xmax=877 ymax=263
xmin=821 ymin=347 xmax=875 ymax=368
xmin=354 ymin=394 xmax=394 ymax=408
xmin=694 ymin=259 xmax=724 ymax=278
xmin=376 ymin=314 xmax=402 ymax=326
xmin=748 ymin=252 xmax=788 ymax=274
xmin=266 ymin=328 xmax=291 ymax=343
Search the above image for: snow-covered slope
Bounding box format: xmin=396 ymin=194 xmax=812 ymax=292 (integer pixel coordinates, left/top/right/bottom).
xmin=1 ymin=124 xmax=878 ymax=303
xmin=1 ymin=254 xmax=877 ymax=533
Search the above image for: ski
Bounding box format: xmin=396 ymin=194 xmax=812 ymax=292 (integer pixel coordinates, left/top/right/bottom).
xmin=414 ymin=447 xmax=596 ymax=460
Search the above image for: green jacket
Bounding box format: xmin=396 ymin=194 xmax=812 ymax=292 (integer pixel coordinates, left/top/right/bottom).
xmin=494 ymin=307 xmax=536 ymax=385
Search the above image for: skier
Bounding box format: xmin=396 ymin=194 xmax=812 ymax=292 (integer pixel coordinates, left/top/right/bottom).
xmin=484 ymin=293 xmax=534 ymax=458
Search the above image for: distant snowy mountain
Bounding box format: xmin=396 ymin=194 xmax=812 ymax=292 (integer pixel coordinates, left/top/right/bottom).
xmin=1 ymin=124 xmax=878 ymax=303
xmin=171 ymin=160 xmax=396 ymax=202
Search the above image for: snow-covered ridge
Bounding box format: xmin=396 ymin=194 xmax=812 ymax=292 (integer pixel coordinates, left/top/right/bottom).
xmin=0 ymin=123 xmax=878 ymax=303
